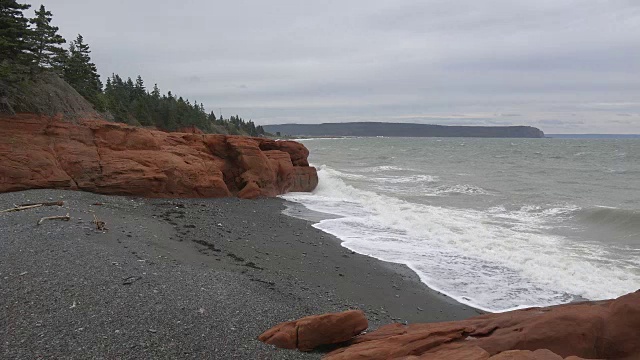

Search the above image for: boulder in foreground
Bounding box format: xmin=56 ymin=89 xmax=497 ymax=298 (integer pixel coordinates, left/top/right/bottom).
xmin=260 ymin=290 xmax=640 ymax=359
xmin=0 ymin=114 xmax=318 ymax=199
xmin=258 ymin=310 xmax=368 ymax=351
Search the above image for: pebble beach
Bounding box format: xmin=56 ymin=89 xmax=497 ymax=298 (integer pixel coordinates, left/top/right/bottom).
xmin=0 ymin=189 xmax=479 ymax=359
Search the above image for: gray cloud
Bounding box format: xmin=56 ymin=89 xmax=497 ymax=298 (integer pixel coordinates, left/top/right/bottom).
xmin=31 ymin=0 xmax=640 ymax=133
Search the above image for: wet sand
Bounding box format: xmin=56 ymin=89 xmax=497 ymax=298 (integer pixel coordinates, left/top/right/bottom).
xmin=1 ymin=190 xmax=481 ymax=359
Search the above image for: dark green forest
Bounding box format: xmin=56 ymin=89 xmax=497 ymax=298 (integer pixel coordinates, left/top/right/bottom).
xmin=0 ymin=1 xmax=265 ymax=135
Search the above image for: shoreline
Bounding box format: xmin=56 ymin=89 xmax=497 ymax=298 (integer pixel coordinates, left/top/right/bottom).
xmin=280 ymin=200 xmax=486 ymax=314
xmin=1 ymin=189 xmax=480 ymax=359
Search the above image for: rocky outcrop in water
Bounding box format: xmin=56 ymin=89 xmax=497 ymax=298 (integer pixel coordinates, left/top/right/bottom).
xmin=260 ymin=290 xmax=640 ymax=359
xmin=0 ymin=114 xmax=317 ymax=199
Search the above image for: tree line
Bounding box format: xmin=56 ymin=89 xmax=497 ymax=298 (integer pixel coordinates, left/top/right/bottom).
xmin=103 ymin=73 xmax=264 ymax=135
xmin=0 ymin=1 xmax=265 ymax=135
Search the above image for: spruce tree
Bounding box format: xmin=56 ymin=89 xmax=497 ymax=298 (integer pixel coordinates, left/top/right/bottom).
xmin=63 ymin=34 xmax=103 ymax=109
xmin=0 ymin=0 xmax=32 ymax=79
xmin=28 ymin=5 xmax=66 ymax=73
xmin=151 ymin=84 xmax=160 ymax=99
xmin=105 ymin=76 xmax=112 ymax=92
xmin=208 ymin=111 xmax=217 ymax=124
xmin=134 ymin=75 xmax=145 ymax=98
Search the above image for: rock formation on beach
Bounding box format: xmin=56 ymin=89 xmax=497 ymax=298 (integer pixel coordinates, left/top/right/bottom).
xmin=259 ymin=290 xmax=640 ymax=359
xmin=0 ymin=114 xmax=317 ymax=199
xmin=259 ymin=310 xmax=369 ymax=351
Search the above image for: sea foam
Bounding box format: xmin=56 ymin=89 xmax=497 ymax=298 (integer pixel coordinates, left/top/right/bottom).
xmin=283 ymin=165 xmax=640 ymax=312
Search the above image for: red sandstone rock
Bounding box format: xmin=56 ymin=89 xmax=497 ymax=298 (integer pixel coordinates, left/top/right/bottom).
xmin=260 ymin=291 xmax=639 ymax=359
xmin=397 ymin=345 xmax=490 ymax=359
xmin=488 ymin=349 xmax=563 ymax=360
xmin=258 ymin=310 xmax=368 ymax=352
xmin=325 ymin=291 xmax=640 ymax=359
xmin=0 ymin=114 xmax=317 ymax=198
xmin=256 ymin=138 xmax=310 ymax=166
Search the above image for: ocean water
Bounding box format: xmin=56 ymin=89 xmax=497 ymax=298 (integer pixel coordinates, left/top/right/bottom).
xmin=281 ymin=137 xmax=640 ymax=312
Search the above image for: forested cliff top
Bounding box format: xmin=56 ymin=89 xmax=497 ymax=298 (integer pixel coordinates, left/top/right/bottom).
xmin=0 ymin=1 xmax=261 ymax=136
xmin=264 ymin=122 xmax=545 ymax=138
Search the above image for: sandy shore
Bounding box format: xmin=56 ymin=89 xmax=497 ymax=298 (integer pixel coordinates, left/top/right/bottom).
xmin=1 ymin=190 xmax=481 ymax=359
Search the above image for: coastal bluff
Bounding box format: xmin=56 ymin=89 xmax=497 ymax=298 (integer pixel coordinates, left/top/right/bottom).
xmin=0 ymin=114 xmax=318 ymax=199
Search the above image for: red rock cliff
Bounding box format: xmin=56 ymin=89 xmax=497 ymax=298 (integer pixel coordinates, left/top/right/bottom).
xmin=0 ymin=114 xmax=318 ymax=199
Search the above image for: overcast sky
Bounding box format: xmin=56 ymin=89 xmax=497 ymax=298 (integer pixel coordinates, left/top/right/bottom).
xmin=30 ymin=0 xmax=640 ymax=133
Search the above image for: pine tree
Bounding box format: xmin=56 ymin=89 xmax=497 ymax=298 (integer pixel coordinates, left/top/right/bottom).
xmin=28 ymin=5 xmax=66 ymax=73
xmin=131 ymin=98 xmax=152 ymax=126
xmin=151 ymin=83 xmax=160 ymax=99
xmin=105 ymin=76 xmax=112 ymax=92
xmin=63 ymin=34 xmax=103 ymax=109
xmin=208 ymin=111 xmax=217 ymax=123
xmin=98 ymin=70 xmax=252 ymax=134
xmin=0 ymin=0 xmax=32 ymax=79
xmin=134 ymin=75 xmax=145 ymax=98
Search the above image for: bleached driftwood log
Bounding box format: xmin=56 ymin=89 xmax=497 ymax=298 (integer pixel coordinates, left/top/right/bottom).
xmin=1 ymin=201 xmax=64 ymax=213
xmin=37 ymin=213 xmax=71 ymax=225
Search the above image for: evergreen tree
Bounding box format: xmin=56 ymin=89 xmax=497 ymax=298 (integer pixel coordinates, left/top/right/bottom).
xmin=103 ymin=73 xmax=127 ymax=121
xmin=28 ymin=5 xmax=66 ymax=73
xmin=0 ymin=3 xmax=259 ymax=135
xmin=134 ymin=75 xmax=145 ymax=98
xmin=63 ymin=34 xmax=103 ymax=109
xmin=131 ymin=98 xmax=152 ymax=126
xmin=99 ymin=70 xmax=262 ymax=134
xmin=151 ymin=83 xmax=160 ymax=99
xmin=0 ymin=0 xmax=32 ymax=79
xmin=208 ymin=111 xmax=217 ymax=124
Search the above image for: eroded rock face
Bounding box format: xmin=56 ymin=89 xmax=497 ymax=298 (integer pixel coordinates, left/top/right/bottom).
xmin=258 ymin=310 xmax=368 ymax=352
xmin=260 ymin=291 xmax=640 ymax=360
xmin=0 ymin=114 xmax=317 ymax=198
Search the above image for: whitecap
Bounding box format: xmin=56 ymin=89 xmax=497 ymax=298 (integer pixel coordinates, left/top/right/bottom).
xmin=434 ymin=184 xmax=492 ymax=196
xmin=282 ymin=166 xmax=640 ymax=312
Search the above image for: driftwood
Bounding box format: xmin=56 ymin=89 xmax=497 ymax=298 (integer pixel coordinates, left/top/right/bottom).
xmin=37 ymin=213 xmax=71 ymax=225
xmin=1 ymin=201 xmax=64 ymax=213
xmin=19 ymin=201 xmax=65 ymax=207
xmin=93 ymin=214 xmax=107 ymax=231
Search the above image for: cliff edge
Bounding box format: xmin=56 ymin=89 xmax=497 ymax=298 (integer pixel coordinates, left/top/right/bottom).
xmin=0 ymin=114 xmax=317 ymax=198
xmin=0 ymin=74 xmax=317 ymax=199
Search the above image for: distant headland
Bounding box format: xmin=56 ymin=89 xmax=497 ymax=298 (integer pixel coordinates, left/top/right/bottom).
xmin=264 ymin=122 xmax=545 ymax=138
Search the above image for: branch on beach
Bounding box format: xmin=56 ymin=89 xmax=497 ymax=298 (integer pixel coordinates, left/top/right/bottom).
xmin=1 ymin=201 xmax=65 ymax=213
xmin=93 ymin=214 xmax=107 ymax=231
xmin=18 ymin=201 xmax=65 ymax=207
xmin=37 ymin=213 xmax=71 ymax=225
